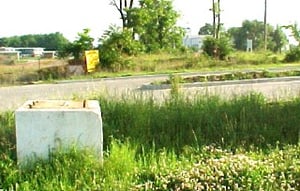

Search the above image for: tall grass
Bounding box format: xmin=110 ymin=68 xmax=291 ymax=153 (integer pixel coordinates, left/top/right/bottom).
xmin=1 ymin=93 xmax=300 ymax=190
xmin=2 ymin=52 xmax=300 ymax=85
xmin=230 ymin=51 xmax=284 ymax=65
xmin=98 ymin=92 xmax=300 ymax=152
xmin=0 ymin=112 xmax=16 ymax=160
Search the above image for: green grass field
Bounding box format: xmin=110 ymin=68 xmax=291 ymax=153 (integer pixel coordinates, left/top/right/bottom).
xmin=1 ymin=92 xmax=300 ymax=190
xmin=1 ymin=51 xmax=300 ymax=190
xmin=1 ymin=51 xmax=300 ymax=86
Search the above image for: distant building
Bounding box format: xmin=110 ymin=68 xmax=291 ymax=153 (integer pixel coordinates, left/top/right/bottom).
xmin=0 ymin=47 xmax=45 ymax=57
xmin=0 ymin=47 xmax=15 ymax=52
xmin=183 ymin=35 xmax=210 ymax=50
xmin=42 ymin=51 xmax=56 ymax=58
xmin=0 ymin=47 xmax=20 ymax=60
xmin=14 ymin=47 xmax=44 ymax=57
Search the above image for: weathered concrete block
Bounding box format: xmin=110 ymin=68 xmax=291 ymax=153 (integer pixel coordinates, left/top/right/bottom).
xmin=15 ymin=100 xmax=103 ymax=165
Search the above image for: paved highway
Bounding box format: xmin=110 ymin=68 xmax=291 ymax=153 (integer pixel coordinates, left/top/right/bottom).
xmin=1 ymin=74 xmax=300 ymax=111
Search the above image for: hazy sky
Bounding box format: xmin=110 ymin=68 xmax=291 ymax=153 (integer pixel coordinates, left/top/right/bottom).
xmin=1 ymin=0 xmax=300 ymax=42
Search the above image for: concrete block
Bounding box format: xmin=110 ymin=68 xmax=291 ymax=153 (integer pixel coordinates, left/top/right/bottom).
xmin=15 ymin=100 xmax=102 ymax=165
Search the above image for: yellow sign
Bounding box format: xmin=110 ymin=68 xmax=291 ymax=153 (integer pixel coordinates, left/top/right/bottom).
xmin=85 ymin=50 xmax=100 ymax=73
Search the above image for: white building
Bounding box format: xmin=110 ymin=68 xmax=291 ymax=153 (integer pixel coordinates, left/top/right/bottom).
xmin=0 ymin=47 xmax=20 ymax=60
xmin=0 ymin=47 xmax=45 ymax=57
xmin=15 ymin=47 xmax=44 ymax=57
xmin=183 ymin=35 xmax=210 ymax=50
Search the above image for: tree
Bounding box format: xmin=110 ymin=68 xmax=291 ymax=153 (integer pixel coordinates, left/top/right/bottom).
xmin=203 ymin=0 xmax=231 ymax=59
xmin=0 ymin=33 xmax=69 ymax=50
xmin=110 ymin=0 xmax=135 ymax=28
xmin=127 ymin=0 xmax=184 ymax=52
xmin=60 ymin=28 xmax=94 ymax=59
xmin=282 ymin=24 xmax=300 ymax=62
xmin=228 ymin=20 xmax=278 ymax=51
xmin=38 ymin=32 xmax=70 ymax=50
xmin=0 ymin=36 xmax=21 ymax=47
xmin=282 ymin=23 xmax=300 ymax=46
xmin=20 ymin=35 xmax=37 ymax=47
xmin=198 ymin=23 xmax=214 ymax=35
xmin=271 ymin=26 xmax=288 ymax=53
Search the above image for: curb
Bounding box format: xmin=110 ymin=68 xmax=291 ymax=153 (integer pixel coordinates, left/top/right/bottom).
xmin=139 ymin=76 xmax=300 ymax=90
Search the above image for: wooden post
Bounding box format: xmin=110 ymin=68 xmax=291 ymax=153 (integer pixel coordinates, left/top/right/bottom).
xmin=264 ymin=0 xmax=268 ymax=51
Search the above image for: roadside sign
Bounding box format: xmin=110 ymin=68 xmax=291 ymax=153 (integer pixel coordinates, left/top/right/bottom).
xmin=85 ymin=50 xmax=100 ymax=73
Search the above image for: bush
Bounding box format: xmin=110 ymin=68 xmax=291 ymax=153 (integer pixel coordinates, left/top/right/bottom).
xmin=202 ymin=36 xmax=233 ymax=60
xmin=99 ymin=26 xmax=144 ymax=69
xmin=58 ymin=29 xmax=94 ymax=60
xmin=284 ymin=46 xmax=300 ymax=62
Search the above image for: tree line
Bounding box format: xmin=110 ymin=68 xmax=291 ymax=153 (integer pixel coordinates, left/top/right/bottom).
xmin=0 ymin=32 xmax=69 ymax=50
xmin=199 ymin=20 xmax=288 ymax=53
xmin=1 ymin=0 xmax=299 ymax=65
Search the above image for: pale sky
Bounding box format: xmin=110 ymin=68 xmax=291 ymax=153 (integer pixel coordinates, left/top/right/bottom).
xmin=1 ymin=0 xmax=300 ymax=42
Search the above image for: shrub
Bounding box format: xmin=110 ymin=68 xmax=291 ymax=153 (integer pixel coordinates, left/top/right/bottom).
xmin=99 ymin=26 xmax=144 ymax=69
xmin=202 ymin=36 xmax=233 ymax=60
xmin=59 ymin=28 xmax=94 ymax=60
xmin=284 ymin=46 xmax=300 ymax=62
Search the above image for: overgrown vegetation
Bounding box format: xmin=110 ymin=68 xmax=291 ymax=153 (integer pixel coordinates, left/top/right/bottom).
xmin=1 ymin=93 xmax=300 ymax=190
xmin=1 ymin=1 xmax=300 ymax=188
xmin=282 ymin=24 xmax=300 ymax=62
xmin=154 ymin=69 xmax=300 ymax=85
xmin=59 ymin=28 xmax=94 ymax=60
xmin=202 ymin=36 xmax=233 ymax=60
xmin=1 ymin=51 xmax=300 ymax=86
xmin=99 ymin=26 xmax=144 ymax=69
xmin=284 ymin=46 xmax=300 ymax=62
xmin=98 ymin=93 xmax=300 ymax=151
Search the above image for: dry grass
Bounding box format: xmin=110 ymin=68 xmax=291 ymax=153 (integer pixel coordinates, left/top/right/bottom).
xmin=0 ymin=58 xmax=68 ymax=85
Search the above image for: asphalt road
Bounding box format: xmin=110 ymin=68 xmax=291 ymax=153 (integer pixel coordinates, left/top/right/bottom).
xmin=1 ymin=74 xmax=300 ymax=111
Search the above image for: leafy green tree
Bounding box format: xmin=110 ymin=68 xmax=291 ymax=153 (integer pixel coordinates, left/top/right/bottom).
xmin=203 ymin=0 xmax=232 ymax=60
xmin=282 ymin=24 xmax=300 ymax=62
xmin=37 ymin=33 xmax=70 ymax=50
xmin=198 ymin=23 xmax=214 ymax=35
xmin=20 ymin=35 xmax=37 ymax=47
xmin=282 ymin=23 xmax=300 ymax=46
xmin=0 ymin=36 xmax=21 ymax=47
xmin=271 ymin=26 xmax=288 ymax=53
xmin=228 ymin=20 xmax=279 ymax=51
xmin=99 ymin=25 xmax=144 ymax=68
xmin=0 ymin=33 xmax=69 ymax=50
xmin=127 ymin=0 xmax=184 ymax=52
xmin=60 ymin=28 xmax=94 ymax=59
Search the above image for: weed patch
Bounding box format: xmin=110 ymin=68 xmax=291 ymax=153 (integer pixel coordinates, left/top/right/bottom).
xmin=1 ymin=93 xmax=300 ymax=190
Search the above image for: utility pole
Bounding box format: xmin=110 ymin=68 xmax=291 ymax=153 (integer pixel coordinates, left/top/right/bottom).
xmin=216 ymin=0 xmax=221 ymax=39
xmin=211 ymin=0 xmax=221 ymax=39
xmin=212 ymin=0 xmax=216 ymax=38
xmin=264 ymin=0 xmax=267 ymax=51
